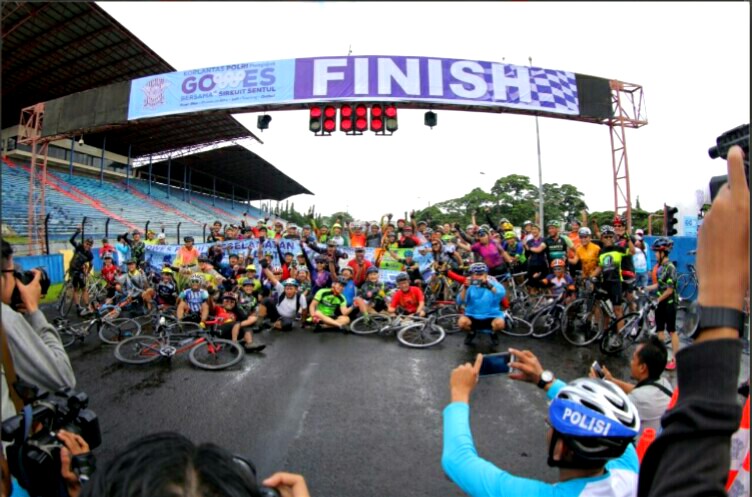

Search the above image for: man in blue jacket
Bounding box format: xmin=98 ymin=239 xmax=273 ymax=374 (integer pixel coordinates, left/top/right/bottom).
xmin=456 ymin=262 xmax=506 ymax=346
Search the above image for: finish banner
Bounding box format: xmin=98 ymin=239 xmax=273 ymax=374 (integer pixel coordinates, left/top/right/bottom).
xmin=128 ymin=55 xmax=579 ymax=120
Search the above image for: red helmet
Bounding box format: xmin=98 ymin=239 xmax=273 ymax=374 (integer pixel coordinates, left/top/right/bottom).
xmin=613 ymin=215 xmax=626 ymax=227
xmin=550 ymin=259 xmax=566 ymax=269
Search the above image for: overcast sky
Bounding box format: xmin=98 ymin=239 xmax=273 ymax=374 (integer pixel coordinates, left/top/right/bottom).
xmin=100 ymin=1 xmax=750 ymax=222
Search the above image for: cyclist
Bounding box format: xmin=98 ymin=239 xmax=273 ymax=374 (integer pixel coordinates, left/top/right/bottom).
xmin=144 ymin=230 xmax=158 ymax=246
xmin=300 ymin=225 xmax=317 ymax=245
xmin=100 ymin=253 xmax=120 ymax=297
xmin=177 ymin=275 xmax=210 ymax=323
xmin=456 ymin=262 xmax=506 ymax=346
xmin=130 ymin=230 xmax=146 ymax=266
xmin=294 ymin=265 xmax=312 ymax=300
xmin=397 ymin=225 xmax=422 ymax=249
xmin=525 ymin=223 xmax=548 ymax=294
xmin=644 ymin=237 xmax=679 ymax=371
xmin=387 ymin=272 xmax=426 ymax=318
xmin=237 ymin=278 xmax=259 ymax=316
xmin=347 ymin=247 xmax=373 ymax=287
xmin=355 ymin=266 xmax=387 ymax=316
xmin=590 ymin=225 xmax=628 ymax=331
xmin=460 ymin=227 xmax=512 ymax=279
xmin=540 ymin=259 xmax=577 ymax=306
xmin=196 ymin=257 xmax=224 ymax=289
xmin=259 ymin=269 xmax=308 ymax=331
xmin=366 ymin=222 xmax=383 ymax=248
xmin=174 ymin=236 xmax=200 ymax=276
xmin=99 ymin=238 xmax=116 ymax=258
xmin=338 ymin=266 xmax=358 ymax=307
xmin=613 ymin=216 xmax=637 ymax=309
xmin=283 ymin=224 xmax=300 ymax=240
xmin=310 ymin=277 xmax=352 ymax=332
xmin=567 ymin=219 xmax=583 ymax=250
xmin=543 ymin=220 xmax=574 ymax=268
xmin=68 ymin=227 xmax=94 ymax=316
xmin=328 ymin=223 xmax=347 ymax=247
xmin=121 ymin=258 xmax=155 ymax=313
xmin=390 ymin=249 xmax=424 ymax=288
xmin=238 ymin=265 xmax=262 ymax=294
xmin=568 ymin=227 xmax=600 ymax=278
xmin=348 ymin=222 xmax=367 ymax=248
xmin=501 ymin=231 xmax=526 ymax=273
xmin=217 ymin=292 xmax=264 ymax=352
xmin=521 ymin=220 xmax=534 ymax=243
xmin=443 ymin=349 xmax=640 ymax=497
xmin=155 ymin=267 xmax=178 ymax=310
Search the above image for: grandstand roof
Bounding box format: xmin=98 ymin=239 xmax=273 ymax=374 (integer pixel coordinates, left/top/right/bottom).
xmin=146 ymin=145 xmax=313 ymax=201
xmin=1 ymin=1 xmax=258 ymax=150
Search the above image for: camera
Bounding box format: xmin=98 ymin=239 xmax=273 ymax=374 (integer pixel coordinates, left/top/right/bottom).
xmin=10 ymin=266 xmax=51 ymax=311
xmin=708 ymin=123 xmax=749 ymax=201
xmin=2 ymin=387 xmax=101 ymax=497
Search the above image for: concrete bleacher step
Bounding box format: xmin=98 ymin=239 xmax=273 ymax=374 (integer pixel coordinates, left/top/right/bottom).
xmin=115 ymin=180 xmax=203 ymax=226
xmin=189 ymin=195 xmax=243 ymax=223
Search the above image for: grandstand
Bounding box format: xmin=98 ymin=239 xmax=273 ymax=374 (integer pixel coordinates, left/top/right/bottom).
xmin=1 ymin=1 xmax=311 ymax=254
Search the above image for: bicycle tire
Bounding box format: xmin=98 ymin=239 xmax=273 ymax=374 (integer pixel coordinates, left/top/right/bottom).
xmin=397 ymin=322 xmax=446 ymax=348
xmin=349 ymin=314 xmax=391 ymax=335
xmin=677 ymin=273 xmax=698 ymax=301
xmin=676 ymin=302 xmax=699 ymax=340
xmin=435 ymin=313 xmax=463 ymax=334
xmin=98 ymin=318 xmax=142 ymax=345
xmin=561 ymin=298 xmax=602 ymax=346
xmin=114 ymin=336 xmax=164 ymax=365
xmin=58 ymin=281 xmax=75 ymax=317
xmin=600 ymin=313 xmax=642 ymax=355
xmin=189 ymin=339 xmax=244 ymax=370
xmin=500 ymin=315 xmax=534 ymax=337
xmin=530 ymin=305 xmax=563 ymax=339
xmin=57 ymin=327 xmax=78 ymax=348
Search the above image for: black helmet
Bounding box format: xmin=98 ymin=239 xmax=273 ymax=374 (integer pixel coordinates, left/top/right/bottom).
xmin=651 ymin=237 xmax=671 ymax=253
xmin=184 ymin=236 xmax=194 ymax=243
xmin=395 ymin=273 xmax=409 ymax=283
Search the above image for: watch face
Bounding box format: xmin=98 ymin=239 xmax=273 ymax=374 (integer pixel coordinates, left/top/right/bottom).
xmin=541 ymin=371 xmax=553 ymax=383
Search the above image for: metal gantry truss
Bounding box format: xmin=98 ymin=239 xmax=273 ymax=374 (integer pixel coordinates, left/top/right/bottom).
xmin=18 ymin=102 xmax=49 ymax=255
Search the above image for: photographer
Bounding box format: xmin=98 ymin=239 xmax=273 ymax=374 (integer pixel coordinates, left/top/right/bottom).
xmin=637 ymin=145 xmax=748 ymax=496
xmin=1 ymin=240 xmax=76 ymax=400
xmin=442 ymin=349 xmax=640 ymax=497
xmin=82 ymin=432 xmax=310 ymax=497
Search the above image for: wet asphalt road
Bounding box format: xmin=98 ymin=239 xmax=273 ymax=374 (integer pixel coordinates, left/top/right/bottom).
xmin=46 ymin=306 xmax=748 ymax=497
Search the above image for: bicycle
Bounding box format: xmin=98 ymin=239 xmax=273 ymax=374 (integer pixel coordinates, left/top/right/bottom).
xmin=499 ymin=272 xmax=534 ymax=319
xmin=53 ymin=304 xmax=142 ymax=348
xmin=599 ymin=289 xmax=655 ymax=355
xmin=114 ymin=317 xmax=244 ymax=370
xmin=57 ymin=271 xmax=107 ymax=317
xmin=676 ymin=250 xmax=698 ymax=301
xmin=349 ymin=310 xmax=450 ymax=348
xmin=528 ymin=292 xmax=568 ymax=339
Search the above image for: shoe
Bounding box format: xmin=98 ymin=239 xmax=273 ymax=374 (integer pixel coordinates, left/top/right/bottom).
xmin=244 ymin=343 xmax=266 ymax=353
xmin=665 ymin=358 xmax=676 ymax=371
xmin=490 ymin=332 xmax=499 ymax=346
xmin=464 ymin=332 xmax=476 ymax=346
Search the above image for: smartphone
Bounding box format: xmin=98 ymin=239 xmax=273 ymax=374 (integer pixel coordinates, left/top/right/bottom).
xmin=479 ymin=352 xmax=515 ymax=376
xmin=592 ymin=361 xmax=605 ymax=379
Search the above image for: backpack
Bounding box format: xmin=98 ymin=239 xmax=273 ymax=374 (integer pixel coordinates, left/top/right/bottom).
xmin=634 ymin=379 xmax=673 ymax=397
xmin=277 ymin=291 xmax=303 ymax=314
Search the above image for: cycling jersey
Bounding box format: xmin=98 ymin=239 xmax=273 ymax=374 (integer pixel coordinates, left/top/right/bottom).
xmin=471 ymin=242 xmax=505 ymax=271
xmin=615 ymin=236 xmax=636 ymax=275
xmin=237 ymin=291 xmax=258 ymax=315
xmin=442 ymin=379 xmax=639 ymax=497
xmin=542 ymin=273 xmax=575 ymax=296
xmin=131 ymin=240 xmax=146 ymax=263
xmin=174 ymin=246 xmax=200 ymax=267
xmin=526 ymin=237 xmax=547 ymax=267
xmin=358 ymin=281 xmax=386 ymax=302
xmin=313 ymin=288 xmax=347 ymax=317
xmin=655 ymin=262 xmax=677 ymax=306
xmin=577 ymin=244 xmax=601 ymax=278
xmin=101 ymin=264 xmax=119 ymax=286
xmin=390 ymin=286 xmax=424 ymax=314
xmin=366 ymin=233 xmax=382 ymax=248
xmin=599 ymin=246 xmax=627 ymax=283
xmin=156 ymin=280 xmax=177 ymax=305
xmin=69 ymin=236 xmax=93 ymax=273
xmin=349 ymin=233 xmax=366 ymax=247
xmin=457 ymin=279 xmax=505 ymax=319
xmin=179 ymin=289 xmax=209 ymax=314
xmin=123 ymin=271 xmax=148 ymax=298
xmin=544 ymin=235 xmax=569 ymax=264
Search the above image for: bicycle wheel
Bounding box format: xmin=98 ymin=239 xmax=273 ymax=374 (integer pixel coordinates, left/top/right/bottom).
xmin=530 ymin=306 xmax=563 ymax=339
xmin=600 ymin=313 xmax=641 ymax=355
xmin=435 ymin=313 xmax=463 ymax=334
xmin=98 ymin=318 xmax=142 ymax=345
xmin=58 ymin=281 xmax=75 ymax=317
xmin=561 ymin=298 xmax=602 ymax=346
xmin=677 ymin=273 xmax=698 ymax=301
xmin=114 ymin=336 xmax=164 ymax=365
xmin=349 ymin=314 xmax=391 ymax=335
xmin=499 ymin=314 xmax=533 ymax=337
xmin=57 ymin=326 xmax=80 ymax=348
xmin=676 ymin=302 xmax=698 ymax=340
xmin=397 ymin=322 xmax=445 ymax=348
xmin=189 ymin=339 xmax=244 ymax=370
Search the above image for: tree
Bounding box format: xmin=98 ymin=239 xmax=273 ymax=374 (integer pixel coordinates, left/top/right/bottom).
xmin=490 ymin=174 xmax=538 ymax=226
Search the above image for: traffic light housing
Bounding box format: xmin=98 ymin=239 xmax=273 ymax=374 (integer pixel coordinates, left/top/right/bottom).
xmin=664 ymin=204 xmax=679 ymax=236
xmin=385 ymin=104 xmax=398 ymax=133
xmin=340 ymin=105 xmax=353 ymax=133
xmin=424 ymin=111 xmax=437 ymax=128
xmin=257 ymin=114 xmax=271 ymax=131
xmin=322 ymin=105 xmax=337 ymax=134
xmin=309 ymin=106 xmax=322 ymax=133
xmin=354 ymin=104 xmax=368 ymax=132
xmin=370 ymin=104 xmax=384 ymax=133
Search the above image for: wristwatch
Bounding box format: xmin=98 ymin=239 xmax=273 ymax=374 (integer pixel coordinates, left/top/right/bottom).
xmin=693 ymin=304 xmax=746 ymax=339
xmin=537 ymin=370 xmax=554 ymax=389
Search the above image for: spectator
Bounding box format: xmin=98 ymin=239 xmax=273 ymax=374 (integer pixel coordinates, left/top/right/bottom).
xmin=590 ymin=335 xmax=672 ymax=436
xmin=633 ymin=232 xmax=649 ymax=288
xmin=1 ymin=240 xmax=76 ymax=400
xmin=82 ymin=432 xmax=310 ymax=497
xmin=98 ymin=238 xmax=115 ymax=258
xmin=347 ymin=247 xmax=373 ymax=286
xmin=130 ymin=230 xmax=146 ymax=266
xmin=637 ymin=145 xmax=748 ymax=497
xmin=442 ymin=348 xmax=640 ymax=496
xmin=114 ymin=234 xmax=130 ymax=270
xmin=68 ymin=228 xmax=94 ymax=316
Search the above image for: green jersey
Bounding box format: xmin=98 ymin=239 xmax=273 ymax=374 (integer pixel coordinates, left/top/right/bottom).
xmin=314 ymin=288 xmax=347 ymax=317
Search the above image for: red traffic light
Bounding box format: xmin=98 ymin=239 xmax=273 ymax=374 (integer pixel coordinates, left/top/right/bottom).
xmin=385 ymin=105 xmax=397 ymax=118
xmin=371 ymin=106 xmax=383 ymax=118
xmin=323 ymin=119 xmax=336 ymax=132
xmin=324 ymin=106 xmax=336 ymax=118
xmin=341 ymin=105 xmax=353 ymax=118
xmin=355 ymin=117 xmax=368 ymax=131
xmin=340 ymin=105 xmax=354 ymax=132
xmin=309 ymin=106 xmax=322 ymax=133
xmin=370 ymin=104 xmax=384 ymax=132
xmin=371 ymin=119 xmax=383 ymax=131
xmin=310 ymin=106 xmax=322 ymax=118
xmin=355 ymin=105 xmax=367 ymax=117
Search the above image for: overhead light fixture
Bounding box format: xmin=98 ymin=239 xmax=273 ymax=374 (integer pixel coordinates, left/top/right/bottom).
xmin=257 ymin=114 xmax=272 ymax=131
xmin=78 ymin=135 xmax=84 ymax=146
xmin=424 ymin=111 xmax=437 ymax=129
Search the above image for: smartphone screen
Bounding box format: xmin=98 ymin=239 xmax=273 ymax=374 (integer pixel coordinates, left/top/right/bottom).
xmin=479 ymin=352 xmax=514 ymax=376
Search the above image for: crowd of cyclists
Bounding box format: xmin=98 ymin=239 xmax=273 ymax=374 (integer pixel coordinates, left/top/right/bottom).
xmin=62 ymin=208 xmax=681 ymax=367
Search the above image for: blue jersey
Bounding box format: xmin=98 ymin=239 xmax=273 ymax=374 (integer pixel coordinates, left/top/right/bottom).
xmin=456 ymin=278 xmax=506 ymax=319
xmin=179 ymin=289 xmax=209 ymax=314
xmin=442 ymin=380 xmax=639 ymax=497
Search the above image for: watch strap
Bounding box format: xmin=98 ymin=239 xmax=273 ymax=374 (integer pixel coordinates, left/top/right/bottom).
xmin=537 ymin=371 xmax=553 ymax=389
xmin=694 ymin=305 xmax=745 ymax=339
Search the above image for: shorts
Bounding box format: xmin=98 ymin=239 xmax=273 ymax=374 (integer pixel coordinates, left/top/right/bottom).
xmin=71 ymin=271 xmax=86 ymax=290
xmin=261 ymin=297 xmax=281 ymax=322
xmin=362 ymin=299 xmax=387 ymax=313
xmin=278 ymin=317 xmax=294 ymax=331
xmin=601 ymin=280 xmax=623 ymax=306
xmin=655 ymin=301 xmax=677 ymax=333
xmin=219 ymin=322 xmax=237 ymax=339
xmin=526 ymin=264 xmax=547 ymax=287
xmin=183 ymin=312 xmax=201 ymax=323
xmin=469 ymin=316 xmax=502 ymax=331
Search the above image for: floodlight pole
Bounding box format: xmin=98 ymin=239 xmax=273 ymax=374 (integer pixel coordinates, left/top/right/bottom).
xmin=68 ymin=137 xmax=74 ymax=179
xmin=99 ymin=135 xmax=106 ymax=186
xmin=530 ymin=57 xmax=544 ymax=228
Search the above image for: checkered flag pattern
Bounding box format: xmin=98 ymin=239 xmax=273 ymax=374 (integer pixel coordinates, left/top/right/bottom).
xmin=491 ymin=66 xmax=579 ymax=114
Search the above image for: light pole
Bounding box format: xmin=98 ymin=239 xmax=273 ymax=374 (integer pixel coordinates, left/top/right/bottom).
xmin=530 ymin=56 xmax=544 ymax=228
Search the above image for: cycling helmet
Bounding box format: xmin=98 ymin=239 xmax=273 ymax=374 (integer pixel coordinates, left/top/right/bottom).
xmin=189 ymin=275 xmax=203 ymax=285
xmin=84 ymin=238 xmax=94 ymax=245
xmin=404 ymin=250 xmax=414 ymax=257
xmin=600 ymin=225 xmax=615 ymax=235
xmin=282 ymin=278 xmax=299 ymax=288
xmin=501 ymin=222 xmax=514 ymax=232
xmin=503 ymin=231 xmax=517 ymax=240
xmin=578 ymin=227 xmax=592 ymax=237
xmin=522 ymin=220 xmax=533 ymax=227
xmin=417 ymin=220 xmax=428 ymax=226
xmin=335 ymin=276 xmax=348 ymax=286
xmin=332 ymin=223 xmax=342 ymax=229
xmin=102 ymin=252 xmax=113 ymax=259
xmin=395 ymin=272 xmax=410 ymax=283
xmin=315 ymin=256 xmax=328 ymax=264
xmin=476 ymin=228 xmax=489 ymax=236
xmin=161 ymin=267 xmax=173 ymax=274
xmin=126 ymin=258 xmax=137 ymax=265
xmin=340 ymin=266 xmax=353 ymax=274
xmin=296 ymin=266 xmax=309 ymax=274
xmin=242 ymin=279 xmax=255 ymax=287
xmin=469 ymin=262 xmax=489 ymax=274
xmin=246 ymin=264 xmax=256 ymax=272
xmin=569 ymin=218 xmax=582 ymax=227
xmin=551 ymin=258 xmax=566 ymax=269
xmin=466 ymin=224 xmax=475 ymax=231
xmin=548 ymin=378 xmax=640 ymax=466
xmin=327 ymin=239 xmax=338 ymax=247
xmin=271 ymin=265 xmax=282 ymax=273
xmin=651 ymin=237 xmax=672 ymax=253
xmin=423 ymin=228 xmax=434 ymax=236
xmin=613 ymin=215 xmax=626 ymax=226
xmin=352 ymin=223 xmax=363 ymax=230
xmin=222 ymin=292 xmax=237 ymax=301
xmin=547 ymin=220 xmax=560 ymax=228
xmin=366 ymin=266 xmax=380 ymax=275
xmin=184 ymin=236 xmax=194 ymax=243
